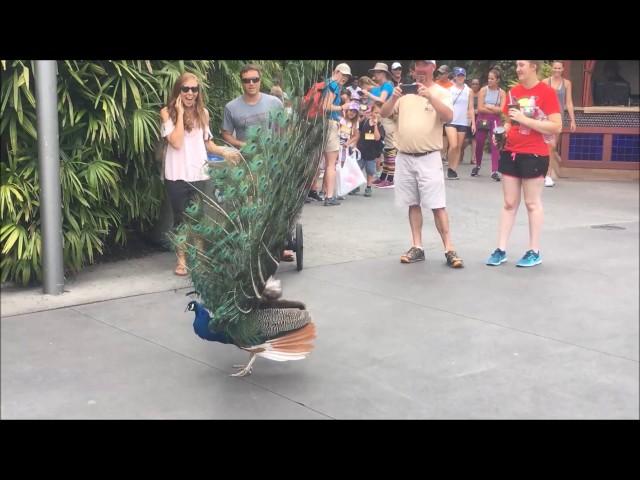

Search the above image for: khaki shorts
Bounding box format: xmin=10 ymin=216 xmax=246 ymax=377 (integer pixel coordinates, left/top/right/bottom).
xmin=394 ymin=151 xmax=446 ymax=210
xmin=324 ymin=120 xmax=340 ymax=153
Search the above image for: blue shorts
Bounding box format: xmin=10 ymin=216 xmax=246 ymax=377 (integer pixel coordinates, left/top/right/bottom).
xmin=358 ymin=158 xmax=377 ymax=176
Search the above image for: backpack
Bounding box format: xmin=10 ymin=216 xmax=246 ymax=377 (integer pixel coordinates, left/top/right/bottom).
xmin=302 ymin=79 xmax=328 ymax=119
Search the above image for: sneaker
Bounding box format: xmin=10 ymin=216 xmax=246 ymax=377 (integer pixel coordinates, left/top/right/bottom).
xmin=364 ymin=186 xmax=372 ymax=197
xmin=372 ymin=177 xmax=383 ymax=185
xmin=348 ymin=187 xmax=361 ymax=195
xmin=544 ymin=176 xmax=555 ymax=187
xmin=445 ymin=250 xmax=464 ymax=268
xmin=447 ymin=168 xmax=459 ymax=180
xmin=323 ymin=196 xmax=341 ymax=206
xmin=307 ymin=190 xmax=322 ymax=201
xmin=491 ymin=171 xmax=501 ymax=182
xmin=471 ymin=166 xmax=480 ymax=177
xmin=400 ymin=246 xmax=425 ymax=264
xmin=337 ymin=195 xmax=346 ymax=200
xmin=374 ymin=179 xmax=389 ymax=188
xmin=486 ymin=248 xmax=507 ymax=266
xmin=378 ymin=180 xmax=394 ymax=189
xmin=516 ymin=250 xmax=542 ymax=267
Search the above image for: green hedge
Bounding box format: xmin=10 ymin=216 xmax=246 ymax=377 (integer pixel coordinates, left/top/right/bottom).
xmin=0 ymin=60 xmax=326 ymax=286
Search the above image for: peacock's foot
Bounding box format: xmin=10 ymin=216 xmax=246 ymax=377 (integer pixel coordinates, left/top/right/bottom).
xmin=230 ymin=365 xmax=253 ymax=377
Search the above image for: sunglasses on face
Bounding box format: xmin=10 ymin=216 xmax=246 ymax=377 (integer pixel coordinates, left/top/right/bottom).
xmin=242 ymin=77 xmax=261 ymax=84
xmin=180 ymin=86 xmax=199 ymax=93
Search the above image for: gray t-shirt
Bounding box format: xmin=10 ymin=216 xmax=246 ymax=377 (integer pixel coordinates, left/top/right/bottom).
xmin=222 ymin=93 xmax=283 ymax=142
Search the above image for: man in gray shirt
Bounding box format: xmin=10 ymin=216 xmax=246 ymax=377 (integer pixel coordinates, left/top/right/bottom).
xmin=222 ymin=63 xmax=284 ymax=147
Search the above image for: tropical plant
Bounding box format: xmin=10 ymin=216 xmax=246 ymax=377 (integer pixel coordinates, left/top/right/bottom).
xmin=0 ymin=60 xmax=325 ymax=286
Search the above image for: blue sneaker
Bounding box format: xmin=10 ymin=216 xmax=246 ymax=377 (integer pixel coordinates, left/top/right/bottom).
xmin=516 ymin=250 xmax=542 ymax=267
xmin=486 ymin=248 xmax=507 ymax=266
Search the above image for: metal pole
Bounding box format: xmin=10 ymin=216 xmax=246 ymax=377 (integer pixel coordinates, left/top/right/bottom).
xmin=35 ymin=60 xmax=64 ymax=295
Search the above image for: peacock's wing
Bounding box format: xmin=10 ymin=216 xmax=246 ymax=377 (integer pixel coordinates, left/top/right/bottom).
xmin=174 ymin=93 xmax=327 ymax=346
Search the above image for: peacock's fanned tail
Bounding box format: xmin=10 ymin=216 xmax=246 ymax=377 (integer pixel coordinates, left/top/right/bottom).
xmin=171 ymin=65 xmax=331 ymax=346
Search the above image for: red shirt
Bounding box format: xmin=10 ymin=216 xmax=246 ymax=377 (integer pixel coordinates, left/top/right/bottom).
xmin=503 ymin=81 xmax=561 ymax=156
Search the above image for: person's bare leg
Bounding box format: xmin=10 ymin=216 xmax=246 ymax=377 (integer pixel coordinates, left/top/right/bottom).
xmin=522 ymin=176 xmax=545 ymax=252
xmin=449 ymin=131 xmax=466 ymax=171
xmin=432 ymin=207 xmax=454 ymax=251
xmin=497 ymin=175 xmax=522 ymax=250
xmin=408 ymin=205 xmax=423 ymax=247
xmin=323 ymin=150 xmax=338 ymax=198
xmin=445 ymin=126 xmax=459 ymax=171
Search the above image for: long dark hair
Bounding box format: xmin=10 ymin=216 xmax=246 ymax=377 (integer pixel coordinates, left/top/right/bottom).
xmin=166 ymin=72 xmax=208 ymax=132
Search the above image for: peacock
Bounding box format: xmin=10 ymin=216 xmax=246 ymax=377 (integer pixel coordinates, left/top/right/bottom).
xmin=174 ymin=82 xmax=327 ymax=377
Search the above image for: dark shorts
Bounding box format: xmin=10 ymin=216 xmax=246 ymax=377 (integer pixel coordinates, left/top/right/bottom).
xmin=445 ymin=124 xmax=470 ymax=134
xmin=358 ymin=158 xmax=377 ymax=176
xmin=498 ymin=151 xmax=550 ymax=179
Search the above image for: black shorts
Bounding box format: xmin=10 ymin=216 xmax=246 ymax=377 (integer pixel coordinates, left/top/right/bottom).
xmin=445 ymin=124 xmax=470 ymax=134
xmin=498 ymin=151 xmax=550 ymax=179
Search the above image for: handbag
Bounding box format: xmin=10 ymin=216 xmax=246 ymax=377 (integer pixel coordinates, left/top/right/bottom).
xmin=477 ymin=118 xmax=492 ymax=130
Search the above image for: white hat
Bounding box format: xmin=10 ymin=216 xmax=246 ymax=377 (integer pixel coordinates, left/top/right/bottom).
xmin=391 ymin=62 xmax=402 ymax=70
xmin=335 ymin=63 xmax=352 ymax=76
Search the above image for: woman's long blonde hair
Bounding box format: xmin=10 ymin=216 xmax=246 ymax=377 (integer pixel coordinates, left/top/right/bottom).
xmin=166 ymin=72 xmax=208 ymax=132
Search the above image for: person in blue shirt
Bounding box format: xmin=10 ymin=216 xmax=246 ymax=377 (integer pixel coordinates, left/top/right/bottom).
xmin=362 ymin=63 xmax=396 ymax=187
xmin=319 ymin=63 xmax=352 ymax=206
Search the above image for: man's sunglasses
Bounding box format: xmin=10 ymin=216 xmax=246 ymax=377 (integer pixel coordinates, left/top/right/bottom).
xmin=241 ymin=77 xmax=261 ymax=84
xmin=180 ymin=86 xmax=199 ymax=93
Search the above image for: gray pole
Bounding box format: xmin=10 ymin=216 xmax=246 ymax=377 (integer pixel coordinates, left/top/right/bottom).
xmin=35 ymin=60 xmax=64 ymax=295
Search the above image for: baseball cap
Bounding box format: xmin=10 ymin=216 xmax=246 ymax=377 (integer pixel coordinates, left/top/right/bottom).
xmin=335 ymin=63 xmax=352 ymax=76
xmin=454 ymin=67 xmax=466 ymax=77
xmin=391 ymin=62 xmax=402 ymax=70
xmin=437 ymin=65 xmax=450 ymax=74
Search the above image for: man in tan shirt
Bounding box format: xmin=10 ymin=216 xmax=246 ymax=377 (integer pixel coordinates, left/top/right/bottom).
xmin=380 ymin=60 xmax=464 ymax=268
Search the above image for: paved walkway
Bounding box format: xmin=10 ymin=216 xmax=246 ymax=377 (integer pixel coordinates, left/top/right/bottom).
xmin=2 ymin=162 xmax=638 ymax=419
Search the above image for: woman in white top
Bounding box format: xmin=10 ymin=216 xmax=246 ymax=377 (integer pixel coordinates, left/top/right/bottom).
xmin=160 ymin=72 xmax=238 ymax=276
xmin=445 ymin=67 xmax=475 ymax=179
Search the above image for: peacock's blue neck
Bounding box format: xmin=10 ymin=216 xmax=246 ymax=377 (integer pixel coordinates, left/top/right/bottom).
xmin=193 ymin=304 xmax=231 ymax=343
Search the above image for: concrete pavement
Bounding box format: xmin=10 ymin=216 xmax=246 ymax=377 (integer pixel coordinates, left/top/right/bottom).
xmin=2 ymin=161 xmax=638 ymax=419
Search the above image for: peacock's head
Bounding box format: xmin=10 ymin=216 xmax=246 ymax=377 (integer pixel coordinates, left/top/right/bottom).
xmin=185 ymin=300 xmax=198 ymax=312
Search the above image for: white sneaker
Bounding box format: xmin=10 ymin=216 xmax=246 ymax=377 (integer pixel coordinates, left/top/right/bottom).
xmin=544 ymin=176 xmax=555 ymax=187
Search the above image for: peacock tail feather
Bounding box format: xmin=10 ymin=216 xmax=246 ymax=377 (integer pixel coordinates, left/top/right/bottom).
xmin=172 ymin=65 xmax=331 ymax=346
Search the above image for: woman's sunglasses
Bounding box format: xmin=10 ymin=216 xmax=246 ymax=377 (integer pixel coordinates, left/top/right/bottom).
xmin=180 ymin=86 xmax=199 ymax=93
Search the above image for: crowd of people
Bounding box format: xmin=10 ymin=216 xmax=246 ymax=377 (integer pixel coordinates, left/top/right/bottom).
xmin=161 ymin=60 xmax=568 ymax=274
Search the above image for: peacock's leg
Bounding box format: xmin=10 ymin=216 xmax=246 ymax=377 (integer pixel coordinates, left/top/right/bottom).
xmin=231 ymin=354 xmax=257 ymax=377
